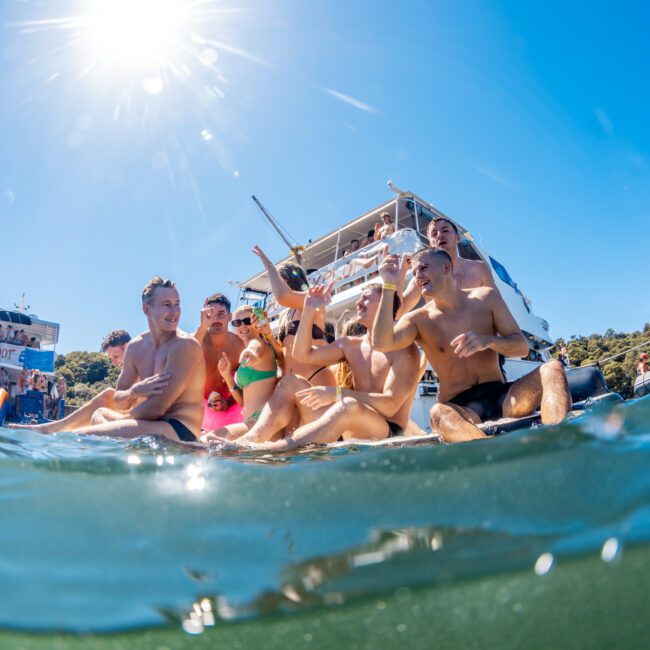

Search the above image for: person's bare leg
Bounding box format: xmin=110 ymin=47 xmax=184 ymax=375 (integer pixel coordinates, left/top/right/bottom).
xmin=73 ymin=418 xmax=183 ymax=442
xmin=281 ymin=398 xmax=391 ymax=448
xmin=200 ymin=422 xmax=249 ymax=443
xmin=9 ymin=388 xmax=116 ymax=433
xmin=430 ymin=402 xmax=485 ymax=443
xmin=503 ymin=360 xmax=571 ymax=425
xmin=241 ymin=376 xmax=311 ymax=443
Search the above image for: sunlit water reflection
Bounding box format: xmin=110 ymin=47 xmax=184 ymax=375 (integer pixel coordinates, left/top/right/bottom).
xmin=1 ymin=397 xmax=650 ymax=647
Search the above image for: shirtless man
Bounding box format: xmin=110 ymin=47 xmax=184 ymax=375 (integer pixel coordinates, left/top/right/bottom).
xmin=13 ymin=277 xmax=205 ymax=442
xmin=217 ymin=283 xmax=421 ymax=449
xmin=101 ymin=329 xmax=132 ymax=369
xmin=400 ymin=217 xmax=496 ymax=313
xmin=194 ymin=293 xmax=245 ymax=411
xmin=373 ymin=249 xmax=571 ymax=443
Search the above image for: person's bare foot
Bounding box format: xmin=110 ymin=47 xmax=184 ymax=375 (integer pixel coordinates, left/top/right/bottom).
xmin=6 ymin=421 xmax=61 ymax=434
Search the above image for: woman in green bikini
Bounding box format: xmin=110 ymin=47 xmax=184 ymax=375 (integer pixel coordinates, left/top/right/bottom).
xmin=200 ymin=305 xmax=278 ymax=442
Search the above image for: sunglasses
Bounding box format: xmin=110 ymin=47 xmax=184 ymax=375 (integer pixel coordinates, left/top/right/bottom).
xmin=232 ymin=317 xmax=253 ymax=328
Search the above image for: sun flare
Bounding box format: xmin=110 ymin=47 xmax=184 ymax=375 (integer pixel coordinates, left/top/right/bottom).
xmin=82 ymin=0 xmax=187 ymax=68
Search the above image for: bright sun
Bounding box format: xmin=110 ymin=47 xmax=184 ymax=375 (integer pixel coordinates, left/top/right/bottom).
xmin=83 ymin=0 xmax=187 ymax=68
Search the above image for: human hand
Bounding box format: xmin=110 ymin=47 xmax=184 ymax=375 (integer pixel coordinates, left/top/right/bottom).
xmin=296 ymin=386 xmax=337 ymax=410
xmin=303 ymin=284 xmax=332 ymax=312
xmin=378 ymin=254 xmax=401 ymax=285
xmin=450 ymin=332 xmax=490 ymax=358
xmin=131 ymin=373 xmax=171 ymax=397
xmin=199 ymin=306 xmax=215 ymax=332
xmin=217 ymin=352 xmax=232 ymax=380
xmin=240 ymin=347 xmax=260 ymax=367
xmin=250 ymin=312 xmax=272 ymax=338
xmin=252 ymin=245 xmax=273 ymax=269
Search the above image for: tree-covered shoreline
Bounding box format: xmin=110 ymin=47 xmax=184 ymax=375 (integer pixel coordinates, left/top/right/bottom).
xmin=53 ymin=323 xmax=650 ymax=406
xmin=552 ymin=323 xmax=650 ymax=399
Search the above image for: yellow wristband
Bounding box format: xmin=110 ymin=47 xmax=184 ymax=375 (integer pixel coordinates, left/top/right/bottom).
xmin=382 ymin=283 xmax=398 ymax=291
xmin=336 ymin=386 xmax=342 ymax=402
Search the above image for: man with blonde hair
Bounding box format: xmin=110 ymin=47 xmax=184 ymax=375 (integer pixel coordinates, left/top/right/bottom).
xmin=13 ymin=277 xmax=205 ymax=442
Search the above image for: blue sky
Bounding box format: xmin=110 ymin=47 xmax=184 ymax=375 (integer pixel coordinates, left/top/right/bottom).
xmin=1 ymin=0 xmax=648 ymax=353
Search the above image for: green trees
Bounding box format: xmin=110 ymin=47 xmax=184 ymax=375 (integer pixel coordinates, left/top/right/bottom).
xmin=554 ymin=326 xmax=650 ymax=398
xmin=55 ymin=352 xmax=119 ymax=407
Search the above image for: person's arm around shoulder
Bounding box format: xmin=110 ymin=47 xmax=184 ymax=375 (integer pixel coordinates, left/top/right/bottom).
xmin=130 ymin=338 xmax=203 ymax=420
xmin=372 ymin=255 xmax=419 ymax=352
xmin=292 ymin=285 xmax=346 ymax=367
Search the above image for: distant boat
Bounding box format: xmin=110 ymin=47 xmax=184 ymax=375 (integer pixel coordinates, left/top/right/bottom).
xmin=634 ymin=372 xmax=650 ymax=398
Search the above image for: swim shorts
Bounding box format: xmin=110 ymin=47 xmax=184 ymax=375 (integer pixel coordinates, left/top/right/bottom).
xmin=448 ymin=381 xmax=513 ymax=423
xmin=164 ymin=418 xmax=198 ymax=442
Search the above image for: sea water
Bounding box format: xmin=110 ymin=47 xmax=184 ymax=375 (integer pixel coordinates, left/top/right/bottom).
xmin=1 ymin=397 xmax=650 ymax=649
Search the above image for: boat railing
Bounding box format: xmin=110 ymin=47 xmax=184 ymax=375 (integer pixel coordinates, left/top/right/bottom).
xmin=262 ymin=229 xmax=425 ymax=319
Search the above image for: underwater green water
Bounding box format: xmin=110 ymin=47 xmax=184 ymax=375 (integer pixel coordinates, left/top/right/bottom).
xmin=1 ymin=396 xmax=649 ymax=649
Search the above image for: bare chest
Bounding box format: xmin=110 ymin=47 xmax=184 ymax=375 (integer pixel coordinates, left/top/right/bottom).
xmin=348 ymin=342 xmax=391 ymax=391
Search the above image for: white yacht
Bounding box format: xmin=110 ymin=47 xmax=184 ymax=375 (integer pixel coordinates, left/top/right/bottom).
xmin=236 ymin=185 xmax=554 ymax=431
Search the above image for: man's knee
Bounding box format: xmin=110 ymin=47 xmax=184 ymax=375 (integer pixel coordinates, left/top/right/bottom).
xmin=540 ymin=359 xmax=565 ymax=381
xmin=337 ymin=396 xmax=364 ymax=418
xmin=90 ymin=407 xmax=110 ymax=425
xmin=96 ymin=388 xmax=115 ymax=408
xmin=430 ymin=402 xmax=451 ymax=429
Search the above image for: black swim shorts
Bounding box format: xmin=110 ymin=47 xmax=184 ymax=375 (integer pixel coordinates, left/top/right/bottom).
xmin=448 ymin=381 xmax=513 ymax=423
xmin=164 ymin=418 xmax=197 ymax=442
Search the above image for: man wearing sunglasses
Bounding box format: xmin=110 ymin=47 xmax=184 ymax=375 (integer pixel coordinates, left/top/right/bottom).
xmin=194 ymin=293 xmax=244 ymax=414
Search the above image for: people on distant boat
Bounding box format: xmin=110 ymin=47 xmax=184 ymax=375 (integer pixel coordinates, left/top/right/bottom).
xmin=251 ymin=245 xmax=336 ymax=387
xmin=214 ymin=283 xmax=421 ymax=449
xmin=372 ymin=249 xmax=572 ymax=443
xmin=201 ymin=305 xmax=278 ymax=442
xmin=0 ymin=367 xmax=10 ymax=392
xmin=100 ymin=329 xmax=132 ymax=368
xmin=27 ymin=337 xmax=40 ymax=349
xmin=342 ymin=238 xmax=361 ymax=257
xmin=50 ymin=376 xmax=67 ymax=419
xmin=11 ymin=277 xmax=205 ymax=442
xmin=400 ymin=217 xmax=496 ymax=314
xmin=194 ymin=293 xmax=245 ymax=413
xmin=374 ymin=212 xmax=396 ymax=241
xmin=558 ymin=344 xmax=570 ymax=367
xmin=638 ymin=353 xmax=649 ymax=375
xmin=360 ymin=229 xmax=375 ymax=248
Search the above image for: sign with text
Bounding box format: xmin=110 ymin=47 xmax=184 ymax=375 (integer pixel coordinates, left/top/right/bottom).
xmin=0 ymin=343 xmax=55 ymax=372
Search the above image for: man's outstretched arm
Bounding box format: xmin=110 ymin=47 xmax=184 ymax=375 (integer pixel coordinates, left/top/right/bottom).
xmin=372 ymin=255 xmax=419 ymax=352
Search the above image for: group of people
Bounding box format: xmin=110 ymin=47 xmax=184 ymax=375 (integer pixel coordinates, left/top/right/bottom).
xmin=343 ymin=212 xmax=396 ymax=256
xmin=13 ymin=216 xmax=573 ymax=447
xmin=0 ymin=325 xmax=41 ymax=348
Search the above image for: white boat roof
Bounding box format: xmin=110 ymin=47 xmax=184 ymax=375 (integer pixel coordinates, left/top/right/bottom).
xmin=239 ymin=193 xmax=454 ymax=293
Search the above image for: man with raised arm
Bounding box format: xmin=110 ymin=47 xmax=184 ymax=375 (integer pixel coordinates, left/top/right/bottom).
xmin=13 ymin=277 xmax=205 ymax=442
xmin=194 ymin=293 xmax=245 ymax=412
xmin=372 ymin=249 xmax=571 ymax=443
xmin=400 ymin=217 xmax=496 ymax=313
xmin=208 ymin=283 xmax=422 ymax=449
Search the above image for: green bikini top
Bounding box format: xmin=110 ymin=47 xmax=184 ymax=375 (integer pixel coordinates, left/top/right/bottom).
xmin=236 ymin=347 xmax=278 ymax=389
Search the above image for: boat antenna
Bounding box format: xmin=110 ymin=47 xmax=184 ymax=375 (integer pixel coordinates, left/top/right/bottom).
xmin=14 ymin=292 xmax=30 ymax=313
xmin=251 ymin=195 xmax=304 ymax=266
